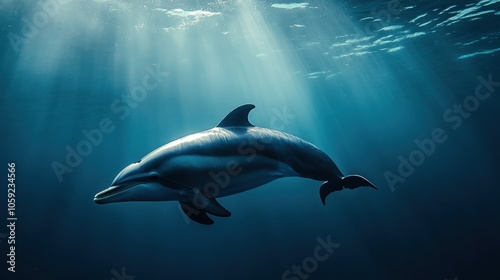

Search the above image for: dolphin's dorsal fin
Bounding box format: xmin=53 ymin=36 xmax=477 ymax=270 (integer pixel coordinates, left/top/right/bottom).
xmin=216 ymin=104 xmax=255 ymax=128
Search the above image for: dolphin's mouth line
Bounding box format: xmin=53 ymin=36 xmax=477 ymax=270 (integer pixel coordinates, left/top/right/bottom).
xmin=94 ymin=183 xmax=138 ymax=203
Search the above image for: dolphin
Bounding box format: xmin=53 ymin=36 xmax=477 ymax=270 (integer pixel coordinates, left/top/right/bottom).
xmin=94 ymin=104 xmax=376 ymax=225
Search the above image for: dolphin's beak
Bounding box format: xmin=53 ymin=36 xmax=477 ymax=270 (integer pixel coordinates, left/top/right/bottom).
xmin=93 ymin=184 xmax=135 ymax=204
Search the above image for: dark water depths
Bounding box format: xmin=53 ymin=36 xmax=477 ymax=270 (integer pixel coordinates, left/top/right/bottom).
xmin=1 ymin=0 xmax=499 ymax=279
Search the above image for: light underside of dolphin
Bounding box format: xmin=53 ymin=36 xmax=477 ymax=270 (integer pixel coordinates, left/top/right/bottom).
xmin=94 ymin=104 xmax=377 ymax=225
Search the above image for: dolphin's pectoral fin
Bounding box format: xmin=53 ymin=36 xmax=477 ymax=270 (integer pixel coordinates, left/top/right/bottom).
xmin=180 ymin=202 xmax=214 ymax=225
xmin=320 ymin=175 xmax=377 ymax=205
xmin=203 ymin=197 xmax=232 ymax=217
xmin=186 ymin=189 xmax=232 ymax=217
xmin=179 ymin=190 xmax=232 ymax=225
xmin=216 ymin=104 xmax=255 ymax=128
xmin=179 ymin=198 xmax=231 ymax=225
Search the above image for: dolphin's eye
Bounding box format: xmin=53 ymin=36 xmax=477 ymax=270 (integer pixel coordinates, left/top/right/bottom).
xmin=150 ymin=173 xmax=160 ymax=181
xmin=134 ymin=160 xmax=142 ymax=164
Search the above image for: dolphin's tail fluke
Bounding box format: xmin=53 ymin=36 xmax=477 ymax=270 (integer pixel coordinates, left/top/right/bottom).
xmin=320 ymin=175 xmax=377 ymax=205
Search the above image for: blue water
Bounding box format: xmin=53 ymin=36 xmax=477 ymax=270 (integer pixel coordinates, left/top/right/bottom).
xmin=1 ymin=0 xmax=499 ymax=279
